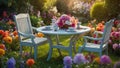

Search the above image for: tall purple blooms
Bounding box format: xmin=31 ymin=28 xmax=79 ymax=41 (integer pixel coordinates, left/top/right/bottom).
xmin=73 ymin=53 xmax=86 ymax=64
xmin=100 ymin=55 xmax=111 ymax=64
xmin=7 ymin=57 xmax=16 ymax=68
xmin=63 ymin=56 xmax=72 ymax=68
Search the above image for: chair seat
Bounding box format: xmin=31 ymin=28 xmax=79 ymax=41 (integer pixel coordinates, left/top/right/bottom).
xmin=80 ymin=43 xmax=107 ymax=52
xmin=22 ymin=37 xmax=47 ymax=46
xmin=85 ymin=43 xmax=106 ymax=49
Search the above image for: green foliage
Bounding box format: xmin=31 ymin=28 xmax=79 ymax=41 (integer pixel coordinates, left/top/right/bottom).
xmin=30 ymin=0 xmax=56 ymax=11
xmin=30 ymin=15 xmax=42 ymax=27
xmin=90 ymin=2 xmax=108 ymax=21
xmin=105 ymin=0 xmax=120 ymax=19
xmin=0 ymin=0 xmax=29 ymax=13
xmin=55 ymin=0 xmax=74 ymax=13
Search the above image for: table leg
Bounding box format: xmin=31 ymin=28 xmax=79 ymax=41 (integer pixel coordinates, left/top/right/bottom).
xmin=69 ymin=34 xmax=82 ymax=54
xmin=45 ymin=34 xmax=53 ymax=61
xmin=55 ymin=35 xmax=62 ymax=56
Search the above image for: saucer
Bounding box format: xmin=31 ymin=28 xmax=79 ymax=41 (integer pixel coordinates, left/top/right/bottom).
xmin=66 ymin=29 xmax=76 ymax=32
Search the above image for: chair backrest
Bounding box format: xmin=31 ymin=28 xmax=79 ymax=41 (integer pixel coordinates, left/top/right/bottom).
xmin=101 ymin=19 xmax=115 ymax=45
xmin=14 ymin=13 xmax=33 ymax=40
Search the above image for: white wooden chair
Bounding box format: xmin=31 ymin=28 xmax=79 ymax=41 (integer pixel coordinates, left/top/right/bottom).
xmin=78 ymin=19 xmax=115 ymax=56
xmin=14 ymin=13 xmax=47 ymax=59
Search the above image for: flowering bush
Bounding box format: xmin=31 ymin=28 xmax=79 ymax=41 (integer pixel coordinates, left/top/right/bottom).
xmin=71 ymin=0 xmax=95 ymax=22
xmin=0 ymin=11 xmax=15 ymax=31
xmin=63 ymin=53 xmax=112 ymax=68
xmin=56 ymin=14 xmax=78 ymax=29
xmin=109 ymin=20 xmax=120 ymax=56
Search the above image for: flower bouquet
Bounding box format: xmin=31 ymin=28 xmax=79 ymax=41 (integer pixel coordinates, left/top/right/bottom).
xmin=56 ymin=14 xmax=78 ymax=29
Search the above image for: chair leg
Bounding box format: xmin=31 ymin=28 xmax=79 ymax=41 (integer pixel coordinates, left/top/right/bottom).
xmin=34 ymin=46 xmax=37 ymax=60
xmin=69 ymin=49 xmax=72 ymax=57
xmin=30 ymin=46 xmax=32 ymax=57
xmin=20 ymin=45 xmax=22 ymax=56
xmin=106 ymin=47 xmax=108 ymax=55
xmin=47 ymin=47 xmax=53 ymax=61
xmin=99 ymin=51 xmax=102 ymax=57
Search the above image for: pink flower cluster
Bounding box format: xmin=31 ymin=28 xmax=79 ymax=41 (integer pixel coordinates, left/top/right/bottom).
xmin=111 ymin=31 xmax=120 ymax=38
xmin=109 ymin=27 xmax=120 ymax=51
xmin=56 ymin=14 xmax=78 ymax=28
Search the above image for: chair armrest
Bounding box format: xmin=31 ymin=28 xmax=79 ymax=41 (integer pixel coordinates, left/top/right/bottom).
xmin=84 ymin=36 xmax=102 ymax=41
xmin=32 ymin=26 xmax=37 ymax=30
xmin=94 ymin=31 xmax=103 ymax=35
xmin=18 ymin=32 xmax=35 ymax=38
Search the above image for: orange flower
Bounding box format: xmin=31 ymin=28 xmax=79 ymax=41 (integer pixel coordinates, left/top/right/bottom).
xmin=94 ymin=57 xmax=100 ymax=64
xmin=96 ymin=27 xmax=101 ymax=31
xmin=13 ymin=31 xmax=18 ymax=36
xmin=3 ymin=36 xmax=12 ymax=44
xmin=0 ymin=44 xmax=5 ymax=50
xmin=7 ymin=20 xmax=14 ymax=25
xmin=0 ymin=30 xmax=4 ymax=35
xmin=3 ymin=31 xmax=9 ymax=37
xmin=26 ymin=58 xmax=35 ymax=66
xmin=0 ymin=49 xmax=5 ymax=56
xmin=35 ymin=33 xmax=44 ymax=37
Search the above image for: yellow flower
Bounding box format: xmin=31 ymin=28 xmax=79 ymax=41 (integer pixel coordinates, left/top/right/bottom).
xmin=3 ymin=36 xmax=12 ymax=44
xmin=0 ymin=49 xmax=5 ymax=56
xmin=90 ymin=28 xmax=95 ymax=32
xmin=13 ymin=35 xmax=19 ymax=40
xmin=94 ymin=57 xmax=100 ymax=64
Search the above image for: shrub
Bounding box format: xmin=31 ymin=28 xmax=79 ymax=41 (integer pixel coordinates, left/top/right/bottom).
xmin=55 ymin=0 xmax=74 ymax=14
xmin=30 ymin=0 xmax=56 ymax=11
xmin=90 ymin=2 xmax=108 ymax=21
xmin=30 ymin=15 xmax=42 ymax=27
xmin=105 ymin=0 xmax=120 ymax=19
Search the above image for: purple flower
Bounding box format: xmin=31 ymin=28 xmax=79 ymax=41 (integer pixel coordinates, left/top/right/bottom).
xmin=73 ymin=53 xmax=86 ymax=64
xmin=64 ymin=65 xmax=72 ymax=68
xmin=113 ymin=43 xmax=119 ymax=50
xmin=114 ymin=61 xmax=120 ymax=68
xmin=63 ymin=56 xmax=72 ymax=66
xmin=100 ymin=55 xmax=111 ymax=64
xmin=7 ymin=57 xmax=16 ymax=68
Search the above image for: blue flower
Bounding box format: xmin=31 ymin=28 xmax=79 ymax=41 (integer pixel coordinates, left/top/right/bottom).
xmin=7 ymin=57 xmax=16 ymax=68
xmin=63 ymin=56 xmax=72 ymax=66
